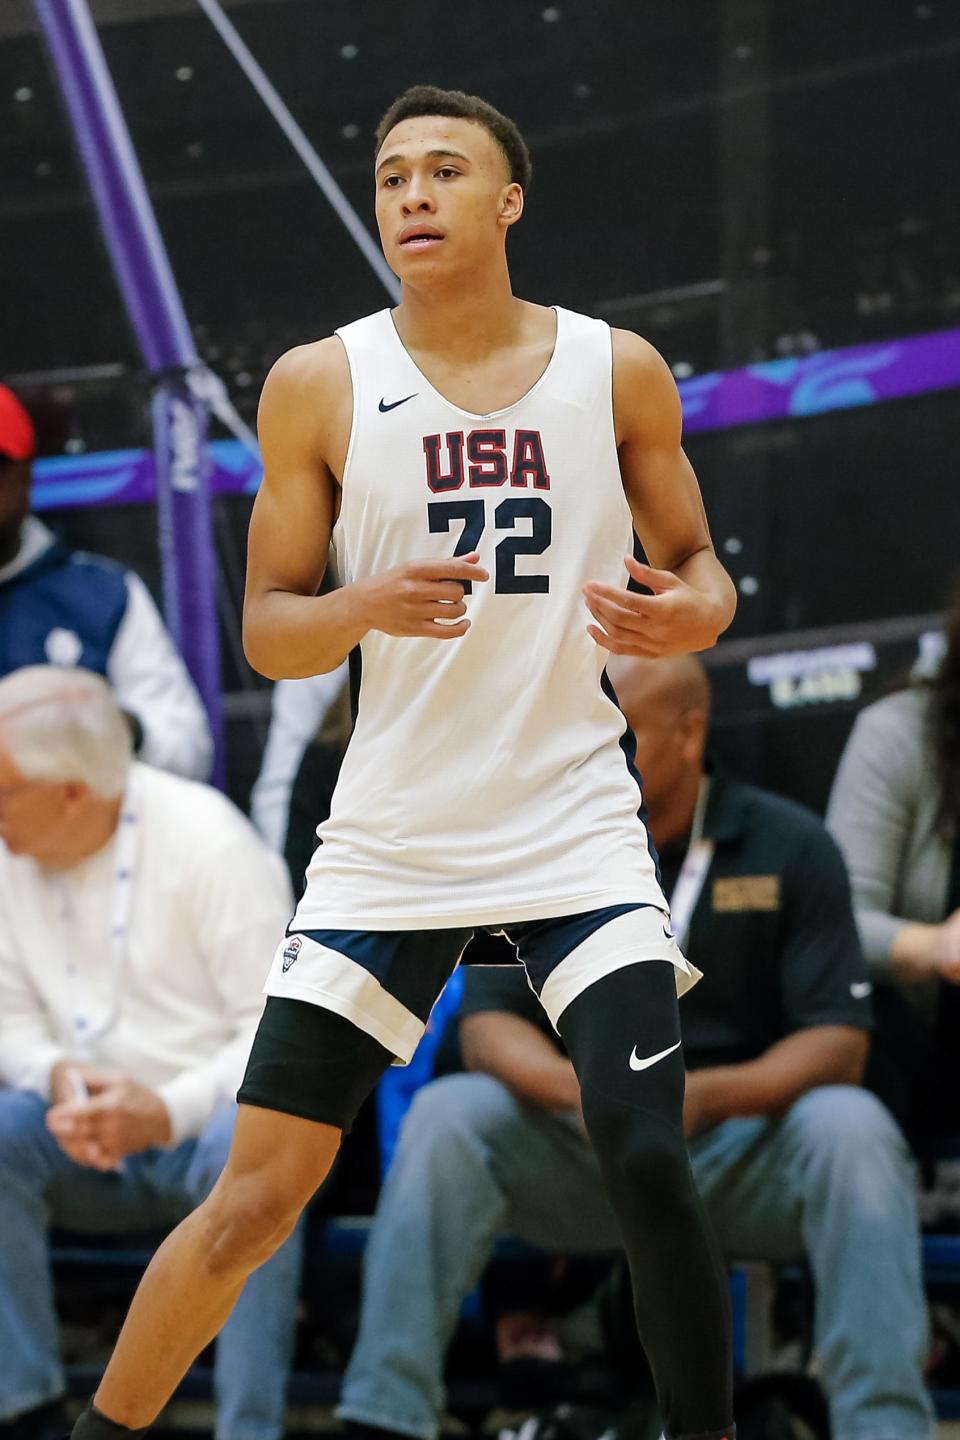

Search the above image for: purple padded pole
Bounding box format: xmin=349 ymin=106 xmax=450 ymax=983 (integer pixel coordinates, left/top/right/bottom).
xmin=33 ymin=0 xmax=225 ymax=784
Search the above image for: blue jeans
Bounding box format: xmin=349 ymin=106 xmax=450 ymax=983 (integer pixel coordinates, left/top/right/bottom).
xmin=338 ymin=1074 xmax=933 ymax=1440
xmin=0 ymin=1089 xmax=303 ymax=1440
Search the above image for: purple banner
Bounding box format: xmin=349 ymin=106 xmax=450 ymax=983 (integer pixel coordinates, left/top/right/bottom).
xmin=33 ymin=438 xmax=262 ymax=511
xmin=32 ymin=325 xmax=960 ymax=512
xmin=680 ymin=325 xmax=960 ymax=433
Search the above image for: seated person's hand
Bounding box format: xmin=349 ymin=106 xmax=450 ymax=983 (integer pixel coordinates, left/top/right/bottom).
xmin=47 ymin=1062 xmax=173 ymax=1169
xmin=682 ymin=1070 xmax=716 ymax=1139
xmin=934 ymin=910 xmax=960 ymax=984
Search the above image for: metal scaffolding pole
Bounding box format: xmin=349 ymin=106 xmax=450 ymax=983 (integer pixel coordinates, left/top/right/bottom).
xmin=33 ymin=0 xmax=225 ymax=783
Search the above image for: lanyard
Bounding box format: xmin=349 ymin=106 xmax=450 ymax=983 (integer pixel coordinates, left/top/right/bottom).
xmin=59 ymin=771 xmax=139 ymax=1062
xmin=666 ymin=777 xmax=714 ymax=950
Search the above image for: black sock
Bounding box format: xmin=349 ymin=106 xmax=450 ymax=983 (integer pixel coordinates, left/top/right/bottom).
xmin=71 ymin=1403 xmax=149 ymax=1440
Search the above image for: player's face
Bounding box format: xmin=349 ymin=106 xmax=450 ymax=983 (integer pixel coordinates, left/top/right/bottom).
xmin=0 ymin=747 xmax=82 ymax=864
xmin=374 ymin=115 xmax=522 ymax=283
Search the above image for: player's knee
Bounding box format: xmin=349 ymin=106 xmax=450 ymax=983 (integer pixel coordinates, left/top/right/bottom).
xmin=201 ymin=1174 xmax=302 ymax=1277
xmin=584 ymin=1095 xmax=691 ymax=1227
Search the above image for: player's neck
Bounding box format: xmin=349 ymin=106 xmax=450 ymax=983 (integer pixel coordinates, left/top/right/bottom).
xmin=648 ymin=768 xmax=704 ymax=851
xmin=395 ymin=256 xmax=522 ymax=360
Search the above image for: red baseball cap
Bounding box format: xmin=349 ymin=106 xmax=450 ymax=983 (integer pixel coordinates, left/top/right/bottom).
xmin=0 ymin=385 xmax=37 ymax=461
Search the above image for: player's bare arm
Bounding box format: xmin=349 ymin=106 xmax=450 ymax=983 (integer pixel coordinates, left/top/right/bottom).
xmin=583 ymin=329 xmax=737 ymax=658
xmin=243 ymin=338 xmax=489 ymax=680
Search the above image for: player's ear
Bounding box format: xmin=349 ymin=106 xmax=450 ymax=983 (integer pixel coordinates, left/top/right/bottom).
xmin=499 ymin=182 xmax=524 ymax=230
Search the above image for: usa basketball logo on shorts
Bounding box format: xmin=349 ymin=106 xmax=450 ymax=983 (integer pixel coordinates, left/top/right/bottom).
xmin=281 ymin=936 xmax=303 ymax=972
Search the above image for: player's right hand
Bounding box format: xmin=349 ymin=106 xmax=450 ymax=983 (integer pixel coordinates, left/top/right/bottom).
xmin=356 ymin=551 xmax=489 ymax=639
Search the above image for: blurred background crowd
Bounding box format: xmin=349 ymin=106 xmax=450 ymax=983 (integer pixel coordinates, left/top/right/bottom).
xmin=1 ymin=2 xmax=959 ymax=1439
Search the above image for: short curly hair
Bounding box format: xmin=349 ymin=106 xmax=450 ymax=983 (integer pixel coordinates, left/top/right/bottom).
xmin=375 ymin=85 xmax=532 ymax=191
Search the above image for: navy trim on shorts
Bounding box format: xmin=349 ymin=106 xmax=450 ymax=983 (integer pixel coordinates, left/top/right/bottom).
xmin=291 ymin=925 xmax=471 ymax=1023
xmin=506 ymin=903 xmax=652 ymax=995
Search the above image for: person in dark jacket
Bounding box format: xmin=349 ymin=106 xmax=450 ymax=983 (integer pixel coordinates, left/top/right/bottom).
xmin=0 ymin=384 xmax=211 ymax=779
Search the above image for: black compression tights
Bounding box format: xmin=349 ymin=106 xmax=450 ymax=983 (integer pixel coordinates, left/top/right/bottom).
xmin=558 ymin=962 xmax=735 ymax=1440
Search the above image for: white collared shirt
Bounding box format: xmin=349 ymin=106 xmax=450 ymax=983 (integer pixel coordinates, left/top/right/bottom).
xmin=0 ymin=763 xmax=293 ymax=1142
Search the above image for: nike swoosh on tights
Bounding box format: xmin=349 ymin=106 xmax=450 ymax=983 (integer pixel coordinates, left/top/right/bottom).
xmin=629 ymin=1039 xmax=682 ymax=1072
xmin=378 ymin=393 xmax=418 ymax=412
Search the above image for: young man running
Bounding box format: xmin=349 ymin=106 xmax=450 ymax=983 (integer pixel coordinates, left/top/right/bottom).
xmin=69 ymin=86 xmax=737 ymax=1440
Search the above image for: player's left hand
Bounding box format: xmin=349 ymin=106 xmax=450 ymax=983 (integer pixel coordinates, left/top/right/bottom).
xmin=47 ymin=1075 xmax=173 ymax=1168
xmin=584 ymin=556 xmax=725 ymax=657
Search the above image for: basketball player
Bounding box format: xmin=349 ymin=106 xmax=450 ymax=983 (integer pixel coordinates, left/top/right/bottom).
xmin=69 ymin=87 xmax=737 ymax=1440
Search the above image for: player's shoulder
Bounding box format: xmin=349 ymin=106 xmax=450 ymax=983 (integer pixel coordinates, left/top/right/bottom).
xmin=610 ymin=327 xmax=675 ymax=387
xmin=609 ymin=328 xmax=681 ymax=440
xmin=262 ymin=335 xmax=350 ymax=401
xmin=258 ymin=337 xmax=353 ymax=457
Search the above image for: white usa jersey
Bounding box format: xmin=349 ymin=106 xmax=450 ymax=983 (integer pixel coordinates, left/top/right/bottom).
xmin=293 ymin=305 xmax=668 ymax=931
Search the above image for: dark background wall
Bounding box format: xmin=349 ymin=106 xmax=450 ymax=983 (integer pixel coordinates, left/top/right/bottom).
xmin=2 ymin=0 xmax=958 ymax=813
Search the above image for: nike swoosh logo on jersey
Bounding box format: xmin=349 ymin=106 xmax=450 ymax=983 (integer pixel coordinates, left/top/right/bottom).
xmin=850 ymin=981 xmax=873 ymax=999
xmin=629 ymin=1039 xmax=682 ymax=1072
xmin=378 ymin=393 xmax=418 ymax=412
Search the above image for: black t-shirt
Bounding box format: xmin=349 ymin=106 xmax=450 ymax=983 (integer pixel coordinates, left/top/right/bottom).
xmin=458 ymin=774 xmax=870 ymax=1070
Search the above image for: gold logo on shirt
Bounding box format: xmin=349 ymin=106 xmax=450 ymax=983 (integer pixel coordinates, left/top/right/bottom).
xmin=712 ymin=875 xmax=781 ymax=912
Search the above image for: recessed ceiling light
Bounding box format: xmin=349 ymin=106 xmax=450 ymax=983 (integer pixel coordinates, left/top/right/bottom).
xmin=175 ymin=65 xmax=194 ymax=82
xmin=573 ymin=82 xmax=592 ymax=99
xmin=739 ymin=575 xmax=759 ymax=596
xmin=35 ymin=160 xmax=53 ymax=177
xmin=723 ymin=537 xmax=743 ymax=556
xmin=915 ymin=3 xmax=933 ymax=16
xmin=672 ymin=361 xmax=694 ymax=379
xmin=542 ymin=6 xmax=561 ymax=21
xmin=340 ymin=43 xmax=359 ymax=59
xmin=185 ymin=141 xmax=204 ymax=159
xmin=733 ymin=44 xmax=753 ymax=60
xmin=14 ymin=86 xmax=34 ymax=103
xmin=342 ymin=123 xmax=360 ymax=139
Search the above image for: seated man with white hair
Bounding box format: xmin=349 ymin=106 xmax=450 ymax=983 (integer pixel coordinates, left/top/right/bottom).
xmin=0 ymin=667 xmax=299 ymax=1440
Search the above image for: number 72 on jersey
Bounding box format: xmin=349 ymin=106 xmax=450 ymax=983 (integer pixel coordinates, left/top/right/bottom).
xmin=428 ymin=497 xmax=552 ymax=595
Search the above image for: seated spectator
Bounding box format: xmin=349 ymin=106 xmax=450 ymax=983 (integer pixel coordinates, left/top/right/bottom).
xmin=0 ymin=385 xmax=212 ymax=780
xmin=828 ymin=582 xmax=960 ymax=1139
xmin=338 ymin=655 xmax=933 ymax=1440
xmin=0 ymin=666 xmax=298 ymax=1440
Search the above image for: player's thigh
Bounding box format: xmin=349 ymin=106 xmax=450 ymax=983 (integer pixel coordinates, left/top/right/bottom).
xmin=511 ymin=903 xmax=689 ymax=1063
xmin=259 ymin=924 xmax=472 ymax=1077
xmin=239 ymin=994 xmax=396 ymax=1140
